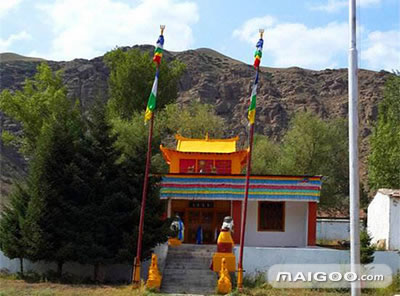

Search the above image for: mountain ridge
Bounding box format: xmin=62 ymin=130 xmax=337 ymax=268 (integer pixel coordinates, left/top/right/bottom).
xmin=0 ymin=46 xmax=393 ymax=198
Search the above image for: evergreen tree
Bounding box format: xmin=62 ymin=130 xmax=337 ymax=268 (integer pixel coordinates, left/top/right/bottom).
xmin=80 ymin=103 xmax=170 ymax=280
xmin=368 ymin=74 xmax=400 ymax=191
xmin=360 ymin=230 xmax=375 ymax=265
xmin=23 ymin=106 xmax=87 ymax=277
xmin=0 ymin=183 xmax=30 ymax=275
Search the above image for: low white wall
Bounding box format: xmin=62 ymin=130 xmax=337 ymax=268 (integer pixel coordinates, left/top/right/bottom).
xmin=0 ymin=243 xmax=168 ymax=282
xmin=233 ymin=246 xmax=400 ymax=276
xmin=317 ymin=219 xmax=350 ymax=241
xmin=244 ymin=201 xmax=307 ymax=247
xmin=0 ymin=252 xmax=131 ymax=281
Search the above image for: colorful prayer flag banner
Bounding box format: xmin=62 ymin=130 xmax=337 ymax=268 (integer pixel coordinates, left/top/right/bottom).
xmin=153 ymin=35 xmax=164 ymax=65
xmin=248 ymin=71 xmax=259 ymax=124
xmin=253 ymin=38 xmax=264 ymax=69
xmin=145 ymin=70 xmax=159 ymax=122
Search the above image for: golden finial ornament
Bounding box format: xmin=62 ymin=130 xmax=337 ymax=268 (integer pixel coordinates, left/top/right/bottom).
xmin=259 ymin=28 xmax=264 ymax=39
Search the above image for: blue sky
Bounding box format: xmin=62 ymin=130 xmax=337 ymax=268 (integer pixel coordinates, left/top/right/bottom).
xmin=1 ymin=0 xmax=399 ymax=70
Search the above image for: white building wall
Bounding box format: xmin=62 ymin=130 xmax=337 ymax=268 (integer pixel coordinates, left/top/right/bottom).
xmin=368 ymin=192 xmax=390 ymax=246
xmin=244 ymin=201 xmax=307 ymax=247
xmin=389 ymin=197 xmax=400 ymax=250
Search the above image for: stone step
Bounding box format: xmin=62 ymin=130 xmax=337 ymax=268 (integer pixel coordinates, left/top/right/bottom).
xmin=162 ymin=279 xmax=216 ymax=285
xmin=161 ymin=279 xmax=217 ymax=287
xmin=162 ymin=272 xmax=217 ymax=282
xmin=170 ymin=246 xmax=216 ymax=252
xmin=164 ymin=264 xmax=211 ymax=270
xmin=161 ymin=286 xmax=216 ymax=295
xmin=164 ymin=264 xmax=211 ymax=269
xmin=168 ymin=247 xmax=216 ymax=252
xmin=160 ymin=244 xmax=219 ymax=295
xmin=166 ymin=257 xmax=212 ymax=263
xmin=163 ymin=268 xmax=215 ymax=275
xmin=167 ymin=250 xmax=215 ymax=255
xmin=161 ymin=285 xmax=216 ymax=292
xmin=166 ymin=257 xmax=211 ymax=263
xmin=162 ymin=275 xmax=216 ymax=282
xmin=167 ymin=254 xmax=214 ymax=258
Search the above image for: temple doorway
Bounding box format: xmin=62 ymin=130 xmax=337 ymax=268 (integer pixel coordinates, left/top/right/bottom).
xmin=170 ymin=200 xmax=231 ymax=244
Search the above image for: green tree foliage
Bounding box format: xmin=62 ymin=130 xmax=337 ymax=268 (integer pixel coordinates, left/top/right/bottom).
xmin=253 ymin=112 xmax=349 ymax=211
xmin=104 ymin=48 xmax=185 ymax=120
xmin=360 ymin=230 xmax=375 ymax=265
xmin=251 ymin=134 xmax=281 ymax=175
xmin=158 ymin=103 xmax=226 ymax=140
xmin=79 ymin=103 xmax=170 ymax=280
xmin=20 ymin=101 xmax=170 ymax=279
xmin=0 ymin=182 xmax=30 ymax=275
xmin=23 ymin=105 xmax=86 ymax=277
xmin=368 ymin=75 xmax=400 ymax=191
xmin=111 ymin=102 xmax=227 ymax=174
xmin=280 ymin=112 xmax=349 ymax=210
xmin=0 ymin=63 xmax=70 ymax=155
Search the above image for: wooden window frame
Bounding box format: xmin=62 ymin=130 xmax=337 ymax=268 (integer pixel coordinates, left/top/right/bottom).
xmin=257 ymin=201 xmax=285 ymax=232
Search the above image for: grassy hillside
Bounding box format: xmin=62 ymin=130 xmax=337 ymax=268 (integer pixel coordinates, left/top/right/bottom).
xmin=0 ymin=52 xmax=45 ymax=63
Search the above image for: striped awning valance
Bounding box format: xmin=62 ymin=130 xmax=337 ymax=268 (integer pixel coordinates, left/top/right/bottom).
xmin=160 ymin=174 xmax=322 ymax=202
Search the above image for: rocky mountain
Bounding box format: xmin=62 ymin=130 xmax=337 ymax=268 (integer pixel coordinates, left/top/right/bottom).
xmin=0 ymin=46 xmax=392 ymax=198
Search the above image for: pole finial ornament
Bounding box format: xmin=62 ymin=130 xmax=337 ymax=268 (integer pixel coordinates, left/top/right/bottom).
xmin=259 ymin=28 xmax=264 ymax=39
xmin=160 ymin=25 xmax=165 ymax=35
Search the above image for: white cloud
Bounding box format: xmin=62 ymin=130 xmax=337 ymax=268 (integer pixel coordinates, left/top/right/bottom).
xmin=309 ymin=0 xmax=347 ymax=13
xmin=233 ymin=16 xmax=348 ymax=69
xmin=233 ymin=16 xmax=276 ymax=42
xmin=0 ymin=0 xmax=22 ymax=19
xmin=37 ymin=0 xmax=199 ymax=61
xmin=362 ymin=30 xmax=400 ymax=71
xmin=309 ymin=0 xmax=382 ymax=13
xmin=0 ymin=31 xmax=31 ymax=52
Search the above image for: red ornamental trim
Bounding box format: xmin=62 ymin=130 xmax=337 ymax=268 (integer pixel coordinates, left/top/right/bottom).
xmin=162 ymin=183 xmax=321 ymax=190
xmin=217 ymin=242 xmax=233 ymax=253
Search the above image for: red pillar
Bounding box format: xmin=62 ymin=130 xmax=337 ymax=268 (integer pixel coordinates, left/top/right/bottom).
xmin=232 ymin=201 xmax=242 ymax=244
xmin=307 ymin=202 xmax=317 ymax=246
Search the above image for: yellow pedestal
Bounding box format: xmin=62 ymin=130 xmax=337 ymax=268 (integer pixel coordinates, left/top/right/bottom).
xmin=212 ymin=252 xmax=236 ymax=272
xmin=217 ymin=258 xmax=232 ymax=294
xmin=168 ymin=237 xmax=182 ymax=247
xmin=146 ymin=254 xmax=162 ymax=290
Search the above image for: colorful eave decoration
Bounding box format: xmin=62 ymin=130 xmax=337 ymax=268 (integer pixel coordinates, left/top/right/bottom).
xmin=160 ymin=174 xmax=322 ymax=202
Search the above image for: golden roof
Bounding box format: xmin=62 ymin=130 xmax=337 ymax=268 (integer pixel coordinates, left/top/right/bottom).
xmin=175 ymin=134 xmax=239 ymax=153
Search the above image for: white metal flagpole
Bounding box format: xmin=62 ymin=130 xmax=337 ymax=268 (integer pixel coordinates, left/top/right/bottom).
xmin=349 ymin=0 xmax=361 ymax=295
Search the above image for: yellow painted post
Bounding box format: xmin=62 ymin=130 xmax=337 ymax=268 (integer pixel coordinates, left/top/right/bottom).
xmin=212 ymin=230 xmax=236 ymax=272
xmin=132 ymin=257 xmax=141 ymax=287
xmin=217 ymin=258 xmax=232 ymax=294
xmin=146 ymin=254 xmax=162 ymax=289
xmin=237 ymin=267 xmax=243 ymax=290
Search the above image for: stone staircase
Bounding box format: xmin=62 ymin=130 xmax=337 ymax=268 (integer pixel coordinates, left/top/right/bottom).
xmin=161 ymin=244 xmax=218 ymax=295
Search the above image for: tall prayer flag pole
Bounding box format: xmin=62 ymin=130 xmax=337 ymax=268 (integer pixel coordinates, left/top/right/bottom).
xmin=237 ymin=29 xmax=264 ymax=290
xmin=132 ymin=25 xmax=165 ymax=286
xmin=348 ymin=0 xmax=361 ymax=295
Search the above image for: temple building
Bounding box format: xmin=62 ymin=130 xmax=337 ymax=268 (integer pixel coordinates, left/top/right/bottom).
xmin=160 ymin=134 xmax=322 ymax=247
